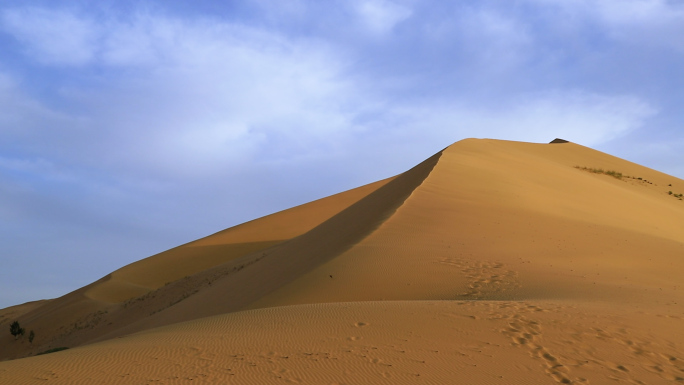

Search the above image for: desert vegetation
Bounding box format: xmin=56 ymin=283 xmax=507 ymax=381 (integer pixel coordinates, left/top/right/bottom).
xmin=9 ymin=321 xmax=24 ymax=339
xmin=574 ymin=166 xmax=662 ymax=186
xmin=668 ymin=191 xmax=683 ymax=200
xmin=574 ymin=166 xmax=684 ymax=201
xmin=574 ymin=166 xmax=624 ymax=179
xmin=8 ymin=321 xmax=35 ymax=344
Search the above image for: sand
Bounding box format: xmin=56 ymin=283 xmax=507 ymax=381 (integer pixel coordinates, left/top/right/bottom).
xmin=1 ymin=138 xmax=683 ymax=384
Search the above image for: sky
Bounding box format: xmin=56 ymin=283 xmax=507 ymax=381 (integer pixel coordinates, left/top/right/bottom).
xmin=1 ymin=0 xmax=683 ymax=309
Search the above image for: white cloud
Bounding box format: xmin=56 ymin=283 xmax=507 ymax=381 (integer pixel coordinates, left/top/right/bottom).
xmin=354 ymin=0 xmax=412 ymax=35
xmin=395 ymin=91 xmax=657 ymax=147
xmin=0 ymin=7 xmax=99 ymax=65
xmin=525 ymin=0 xmax=684 ymax=51
xmin=0 ymin=4 xmax=662 ymax=180
xmin=504 ymin=92 xmax=657 ymax=144
xmin=106 ymin=30 xmax=354 ymax=177
xmin=1 ymin=9 xmax=356 ymax=180
xmin=591 ymin=0 xmax=684 ymax=24
xmin=0 ymin=71 xmax=79 ymax=139
xmin=597 ymin=0 xmax=684 ymax=51
xmin=0 ymin=4 xmax=668 ymax=182
xmin=459 ymin=7 xmax=533 ymax=71
xmin=100 ymin=13 xmax=167 ymax=67
xmin=417 ymin=5 xmax=534 ymax=78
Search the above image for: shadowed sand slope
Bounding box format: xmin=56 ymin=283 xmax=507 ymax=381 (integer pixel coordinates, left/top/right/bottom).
xmin=80 ymin=148 xmax=443 ymax=343
xmin=0 ymin=301 xmax=46 ymax=331
xmin=89 ymin=176 xmax=395 ymax=303
xmin=1 ymin=138 xmax=684 ymax=384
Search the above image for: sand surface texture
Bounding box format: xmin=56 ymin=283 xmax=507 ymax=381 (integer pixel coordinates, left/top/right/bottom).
xmin=1 ymin=139 xmax=683 ymax=384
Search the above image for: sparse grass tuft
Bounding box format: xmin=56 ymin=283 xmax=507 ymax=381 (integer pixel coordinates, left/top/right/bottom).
xmin=574 ymin=166 xmax=623 ymax=180
xmin=576 ymin=167 xmax=680 ymax=200
xmin=668 ymin=191 xmax=683 ymax=199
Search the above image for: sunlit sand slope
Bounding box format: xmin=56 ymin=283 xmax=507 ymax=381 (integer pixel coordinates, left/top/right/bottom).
xmin=249 ymin=139 xmax=684 ymax=307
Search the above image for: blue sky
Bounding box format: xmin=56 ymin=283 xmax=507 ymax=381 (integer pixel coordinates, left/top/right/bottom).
xmin=1 ymin=0 xmax=683 ymax=308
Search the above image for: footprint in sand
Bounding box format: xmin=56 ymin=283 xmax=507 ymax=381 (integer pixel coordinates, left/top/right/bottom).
xmin=271 ymin=368 xmax=303 ymax=383
xmin=500 ymin=310 xmax=587 ymax=384
xmin=438 ymin=257 xmax=520 ymax=298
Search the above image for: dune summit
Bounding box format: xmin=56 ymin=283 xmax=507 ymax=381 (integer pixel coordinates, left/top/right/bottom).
xmin=1 ymin=138 xmax=684 ymax=384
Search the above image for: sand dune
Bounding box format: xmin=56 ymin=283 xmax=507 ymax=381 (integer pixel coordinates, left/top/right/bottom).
xmin=1 ymin=138 xmax=683 ymax=384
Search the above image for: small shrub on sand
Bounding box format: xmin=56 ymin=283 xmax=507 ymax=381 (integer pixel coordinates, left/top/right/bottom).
xmin=574 ymin=166 xmax=623 ymax=180
xmin=9 ymin=321 xmax=25 ymax=339
xmin=667 ymin=191 xmax=683 ymax=200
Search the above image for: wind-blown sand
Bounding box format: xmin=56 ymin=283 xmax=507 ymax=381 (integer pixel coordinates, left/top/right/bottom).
xmin=1 ymin=138 xmax=683 ymax=384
